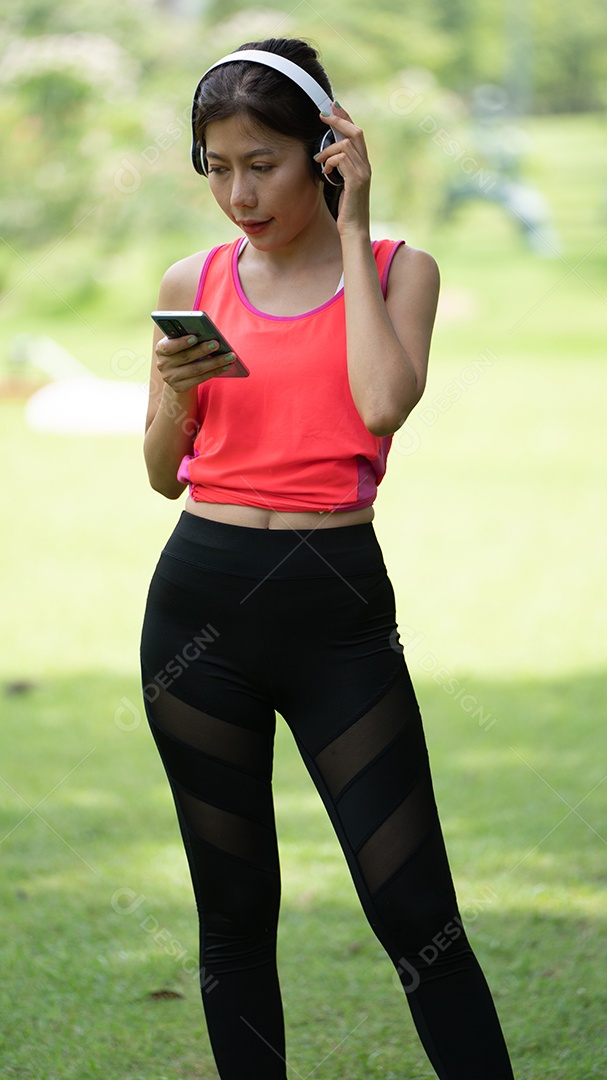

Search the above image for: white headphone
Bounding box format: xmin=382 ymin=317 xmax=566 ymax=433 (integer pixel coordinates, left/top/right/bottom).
xmin=190 ymin=49 xmax=345 ymax=185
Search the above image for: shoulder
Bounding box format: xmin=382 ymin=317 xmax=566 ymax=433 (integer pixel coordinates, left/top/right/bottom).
xmin=386 ymin=242 xmax=440 ymax=298
xmin=384 ymin=243 xmax=440 ymax=326
xmin=156 ymin=248 xmax=213 ymax=308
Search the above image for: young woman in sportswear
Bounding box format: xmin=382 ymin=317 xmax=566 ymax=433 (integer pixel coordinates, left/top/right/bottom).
xmin=140 ymin=36 xmax=515 ymax=1080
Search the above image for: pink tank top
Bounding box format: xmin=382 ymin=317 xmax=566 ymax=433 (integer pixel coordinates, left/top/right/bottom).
xmin=178 ymin=237 xmax=404 ymax=513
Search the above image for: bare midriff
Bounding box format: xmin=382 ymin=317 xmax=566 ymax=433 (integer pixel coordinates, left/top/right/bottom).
xmin=185 ymin=496 xmax=374 ymax=530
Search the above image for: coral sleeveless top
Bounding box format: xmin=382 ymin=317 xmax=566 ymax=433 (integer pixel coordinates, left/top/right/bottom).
xmin=178 ymin=237 xmax=404 ymax=513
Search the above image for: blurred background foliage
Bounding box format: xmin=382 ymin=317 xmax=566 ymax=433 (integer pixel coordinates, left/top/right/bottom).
xmin=1 ymin=0 xmax=606 ymax=258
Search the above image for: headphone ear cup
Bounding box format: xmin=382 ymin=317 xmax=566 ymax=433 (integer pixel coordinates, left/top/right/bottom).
xmin=319 ymin=129 xmax=336 ymax=153
xmin=318 ymin=128 xmax=344 ymax=187
xmin=190 ymin=82 xmax=206 ymax=176
xmin=311 ymin=130 xmax=333 ymax=179
xmin=191 ymin=141 xmax=208 ymax=177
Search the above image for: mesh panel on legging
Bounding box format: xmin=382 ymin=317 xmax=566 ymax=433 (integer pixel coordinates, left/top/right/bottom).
xmin=142 ymin=674 xmax=289 ymax=1080
xmin=314 ymin=673 xmax=437 ymax=894
xmin=294 ymin=668 xmax=514 ymax=1080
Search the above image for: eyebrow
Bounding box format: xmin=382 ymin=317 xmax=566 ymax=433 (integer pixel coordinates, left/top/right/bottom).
xmin=206 ymin=148 xmax=278 ymax=160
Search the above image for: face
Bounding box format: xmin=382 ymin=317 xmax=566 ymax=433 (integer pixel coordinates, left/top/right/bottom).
xmin=204 ymin=114 xmax=326 ymax=249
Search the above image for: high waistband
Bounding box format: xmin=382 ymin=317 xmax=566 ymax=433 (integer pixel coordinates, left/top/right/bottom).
xmin=160 ymin=511 xmax=386 ymax=580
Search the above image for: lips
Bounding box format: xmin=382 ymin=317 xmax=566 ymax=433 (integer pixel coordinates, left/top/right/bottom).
xmin=237 ymin=219 xmax=273 ymax=234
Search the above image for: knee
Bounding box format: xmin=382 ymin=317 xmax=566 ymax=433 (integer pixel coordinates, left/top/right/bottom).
xmin=202 ymin=871 xmax=280 ymax=974
xmin=370 ymin=862 xmax=465 ymax=966
xmin=204 ymin=867 xmax=280 ymax=942
xmin=393 ymin=924 xmax=475 ymax=997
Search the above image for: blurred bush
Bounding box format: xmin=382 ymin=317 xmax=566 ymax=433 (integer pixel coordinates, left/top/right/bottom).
xmin=1 ymin=0 xmax=606 ymax=258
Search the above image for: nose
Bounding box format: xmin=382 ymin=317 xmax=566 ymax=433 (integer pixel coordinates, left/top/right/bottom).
xmin=230 ymin=170 xmax=257 ymax=210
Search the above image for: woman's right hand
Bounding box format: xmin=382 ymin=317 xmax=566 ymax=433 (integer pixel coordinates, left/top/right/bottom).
xmin=155 ymin=334 xmax=235 ymax=394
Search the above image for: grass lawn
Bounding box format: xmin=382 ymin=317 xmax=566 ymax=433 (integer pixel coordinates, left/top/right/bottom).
xmin=1 ymin=113 xmax=606 ymax=1078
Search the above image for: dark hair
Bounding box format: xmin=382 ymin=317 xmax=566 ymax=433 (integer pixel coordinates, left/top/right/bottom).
xmin=193 ymin=37 xmax=341 ymax=219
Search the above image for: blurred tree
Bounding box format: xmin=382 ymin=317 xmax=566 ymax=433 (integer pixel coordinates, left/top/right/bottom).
xmin=532 ymin=0 xmax=607 ymax=112
xmin=0 ymin=31 xmax=143 ymax=245
xmin=1 ymin=0 xmax=605 ymax=260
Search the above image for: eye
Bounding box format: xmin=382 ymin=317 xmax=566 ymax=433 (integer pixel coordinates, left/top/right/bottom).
xmin=207 ymin=166 xmax=227 ymax=175
xmin=251 ymin=165 xmax=273 ymax=173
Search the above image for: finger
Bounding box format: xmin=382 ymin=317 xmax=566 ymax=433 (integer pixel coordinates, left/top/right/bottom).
xmin=330 ymin=100 xmax=353 ymax=123
xmin=316 ymin=142 xmax=369 ymax=181
xmin=157 ymin=340 xmax=229 ymax=383
xmin=195 ymin=352 xmax=236 ymax=376
xmin=163 ymin=353 xmax=236 ymax=392
xmin=314 ymin=137 xmax=355 ymax=169
xmin=319 ymin=103 xmax=362 ymax=139
xmin=316 ymin=116 xmax=368 ymax=174
xmin=157 ymin=334 xmax=220 ymax=357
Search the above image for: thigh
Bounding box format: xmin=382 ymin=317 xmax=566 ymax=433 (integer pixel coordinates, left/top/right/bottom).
xmin=267 ymin=564 xmax=404 ymax=752
xmin=141 ymin=546 xmax=276 ymax=734
xmin=140 ymin=549 xmax=280 ymax=875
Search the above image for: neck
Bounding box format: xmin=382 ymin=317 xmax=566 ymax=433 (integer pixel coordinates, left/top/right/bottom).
xmin=239 ymin=198 xmax=341 ymax=275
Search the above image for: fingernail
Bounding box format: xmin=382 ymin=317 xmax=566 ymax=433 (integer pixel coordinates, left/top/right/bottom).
xmin=321 ymin=109 xmax=331 ymax=117
xmin=187 ymin=336 xmax=197 ymax=345
xmin=313 ymin=152 xmax=322 ymax=161
xmin=332 ymin=100 xmax=341 ymax=109
xmin=207 ymin=340 xmax=219 ymax=350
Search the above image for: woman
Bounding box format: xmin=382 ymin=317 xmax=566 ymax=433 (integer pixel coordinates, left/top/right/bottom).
xmin=140 ymin=36 xmax=515 ymax=1080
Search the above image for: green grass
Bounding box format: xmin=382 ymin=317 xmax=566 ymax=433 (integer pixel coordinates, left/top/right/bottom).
xmin=1 ymin=113 xmax=606 ymax=1078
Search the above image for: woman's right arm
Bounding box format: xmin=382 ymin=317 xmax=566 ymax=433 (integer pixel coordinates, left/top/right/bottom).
xmin=144 ymin=254 xmax=234 ymax=498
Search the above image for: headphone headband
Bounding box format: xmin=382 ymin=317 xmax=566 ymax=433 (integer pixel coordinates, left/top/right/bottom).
xmin=190 ymin=48 xmax=342 ymax=176
xmin=201 ymin=50 xmax=334 ymax=112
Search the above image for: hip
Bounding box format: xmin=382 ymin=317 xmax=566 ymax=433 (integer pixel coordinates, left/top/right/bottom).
xmin=141 ymin=511 xmax=403 ymax=716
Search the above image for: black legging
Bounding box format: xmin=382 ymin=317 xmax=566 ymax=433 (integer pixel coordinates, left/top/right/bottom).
xmin=140 ymin=511 xmax=514 ymax=1079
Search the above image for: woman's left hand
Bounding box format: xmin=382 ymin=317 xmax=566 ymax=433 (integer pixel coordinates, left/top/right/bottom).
xmin=317 ymin=103 xmax=371 ymax=237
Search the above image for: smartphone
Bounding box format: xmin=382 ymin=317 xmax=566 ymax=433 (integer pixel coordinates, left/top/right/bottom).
xmin=151 ymin=310 xmax=249 ymax=378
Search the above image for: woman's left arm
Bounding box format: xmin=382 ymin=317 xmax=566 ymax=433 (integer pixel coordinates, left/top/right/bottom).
xmin=318 ymin=105 xmax=440 ymax=437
